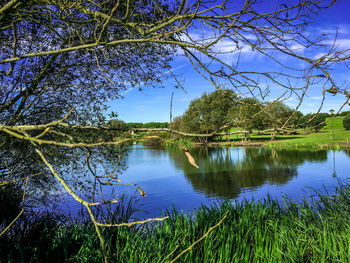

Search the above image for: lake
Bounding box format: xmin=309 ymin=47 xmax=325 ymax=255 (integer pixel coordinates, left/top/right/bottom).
xmin=60 ymin=145 xmax=350 ymax=218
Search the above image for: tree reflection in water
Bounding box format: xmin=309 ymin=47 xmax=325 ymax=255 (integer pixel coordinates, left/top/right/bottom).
xmin=166 ymin=147 xmax=328 ymax=199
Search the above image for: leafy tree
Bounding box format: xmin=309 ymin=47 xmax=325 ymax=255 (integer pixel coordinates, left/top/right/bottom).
xmin=304 ymin=113 xmax=328 ymax=131
xmin=340 ymin=111 xmax=350 ymax=117
xmin=233 ymin=98 xmax=267 ymax=131
xmin=125 ymin=122 xmax=169 ymax=128
xmin=171 ymin=116 xmax=183 ymax=131
xmin=126 ymin=122 xmax=144 ymax=129
xmin=0 ymin=0 xmax=175 ymax=199
xmin=289 ymin=111 xmax=306 ymax=129
xmin=143 ymin=122 xmax=169 ymax=128
xmin=0 ymin=2 xmax=174 ymax=126
xmin=180 ymin=90 xmax=238 ymax=140
xmin=107 ymin=119 xmax=129 ymax=138
xmin=265 ymin=102 xmax=294 ymax=129
xmin=108 ymin=119 xmax=128 ymax=130
xmin=343 ymin=114 xmax=350 ymax=130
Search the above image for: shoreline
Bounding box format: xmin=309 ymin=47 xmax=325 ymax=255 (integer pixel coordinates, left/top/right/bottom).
xmin=191 ymin=140 xmax=350 ymax=149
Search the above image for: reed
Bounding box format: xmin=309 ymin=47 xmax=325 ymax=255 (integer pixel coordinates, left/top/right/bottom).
xmin=2 ymin=184 xmax=350 ymax=262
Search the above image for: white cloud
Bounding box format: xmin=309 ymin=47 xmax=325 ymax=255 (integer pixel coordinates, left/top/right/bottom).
xmin=213 ymin=39 xmax=253 ymax=54
xmin=210 ymin=39 xmax=262 ymax=65
xmin=313 ymin=52 xmax=328 ymax=60
xmin=245 ymin=34 xmax=257 ymax=41
xmin=309 ymin=96 xmax=323 ymax=100
xmin=319 ymin=25 xmax=349 ymax=35
xmin=134 ymin=105 xmax=145 ymax=111
xmin=121 ymin=87 xmax=133 ymax=95
xmin=324 ymin=39 xmax=350 ymax=49
xmin=177 ymin=29 xmax=259 ymax=58
xmin=290 ymin=43 xmax=306 ymax=52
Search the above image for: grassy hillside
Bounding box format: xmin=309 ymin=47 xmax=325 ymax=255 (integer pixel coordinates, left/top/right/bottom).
xmin=215 ymin=116 xmax=350 ymax=148
xmin=269 ymin=116 xmax=350 ymax=148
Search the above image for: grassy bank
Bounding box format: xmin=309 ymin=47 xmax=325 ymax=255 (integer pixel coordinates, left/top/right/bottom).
xmin=266 ymin=116 xmax=350 ymax=148
xmin=204 ymin=116 xmax=350 ymax=149
xmin=2 ymin=183 xmax=350 ymax=262
xmin=123 ymin=116 xmax=350 ymax=149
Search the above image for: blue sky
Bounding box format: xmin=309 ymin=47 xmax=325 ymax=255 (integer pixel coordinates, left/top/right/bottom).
xmin=107 ymin=0 xmax=350 ymax=123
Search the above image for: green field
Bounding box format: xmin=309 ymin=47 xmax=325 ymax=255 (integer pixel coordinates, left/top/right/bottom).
xmin=269 ymin=116 xmax=350 ymax=148
xmin=220 ymin=116 xmax=350 ymax=148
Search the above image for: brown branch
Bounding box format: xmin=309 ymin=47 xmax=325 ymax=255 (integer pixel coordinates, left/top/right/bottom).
xmin=0 ymin=38 xmax=203 ymax=64
xmin=96 ymin=216 xmax=169 ymax=227
xmin=0 ymin=0 xmax=20 ymax=18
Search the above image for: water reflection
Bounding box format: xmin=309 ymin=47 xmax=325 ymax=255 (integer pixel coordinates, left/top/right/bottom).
xmin=59 ymin=145 xmax=348 ymax=218
xmin=166 ymin=147 xmax=328 ymax=199
xmin=345 ymin=149 xmax=350 ymax=157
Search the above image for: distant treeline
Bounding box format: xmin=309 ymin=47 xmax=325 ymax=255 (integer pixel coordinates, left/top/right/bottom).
xmin=104 ymin=120 xmax=169 ymax=139
xmin=107 ymin=120 xmax=169 ymax=130
xmin=126 ymin=122 xmax=169 ymax=129
xmin=338 ymin=111 xmax=350 ymax=117
xmin=106 ymin=107 xmax=349 ymax=135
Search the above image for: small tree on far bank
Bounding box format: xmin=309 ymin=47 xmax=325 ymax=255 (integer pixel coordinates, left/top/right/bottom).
xmin=305 ymin=113 xmax=328 ymax=131
xmin=343 ymin=114 xmax=350 ymax=130
xmin=290 ymin=111 xmax=307 ymax=129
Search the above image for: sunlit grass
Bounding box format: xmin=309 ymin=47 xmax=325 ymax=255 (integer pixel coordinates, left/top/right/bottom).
xmin=222 ymin=117 xmax=350 ymax=148
xmin=270 ymin=116 xmax=350 ymax=148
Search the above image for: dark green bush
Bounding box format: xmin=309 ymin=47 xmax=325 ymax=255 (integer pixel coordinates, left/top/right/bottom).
xmin=143 ymin=137 xmax=163 ymax=146
xmin=304 ymin=112 xmax=328 ymax=131
xmin=0 ymin=184 xmax=23 ymax=226
xmin=343 ymin=114 xmax=350 ymax=130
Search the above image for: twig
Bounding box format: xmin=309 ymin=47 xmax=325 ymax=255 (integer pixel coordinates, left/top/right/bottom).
xmin=96 ymin=216 xmax=169 ymax=227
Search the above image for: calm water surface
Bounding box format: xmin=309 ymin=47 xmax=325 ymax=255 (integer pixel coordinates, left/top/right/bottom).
xmin=61 ymin=145 xmax=350 ymax=218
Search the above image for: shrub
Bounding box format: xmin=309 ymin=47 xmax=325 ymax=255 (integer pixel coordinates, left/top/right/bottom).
xmin=0 ymin=184 xmax=22 ymax=226
xmin=343 ymin=114 xmax=350 ymax=130
xmin=143 ymin=137 xmax=163 ymax=146
xmin=304 ymin=113 xmax=328 ymax=131
xmin=119 ymin=131 xmax=132 ymax=139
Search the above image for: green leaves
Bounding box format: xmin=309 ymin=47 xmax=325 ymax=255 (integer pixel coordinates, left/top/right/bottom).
xmin=180 ymin=90 xmax=239 ymax=137
xmin=342 ymin=113 xmax=350 ymax=130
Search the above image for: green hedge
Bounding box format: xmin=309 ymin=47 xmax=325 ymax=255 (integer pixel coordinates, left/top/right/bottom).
xmin=343 ymin=114 xmax=350 ymax=130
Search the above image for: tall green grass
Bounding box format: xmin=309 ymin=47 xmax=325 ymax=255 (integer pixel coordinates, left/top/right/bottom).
xmin=165 ymin=138 xmax=193 ymax=149
xmin=2 ymin=184 xmax=350 ymax=262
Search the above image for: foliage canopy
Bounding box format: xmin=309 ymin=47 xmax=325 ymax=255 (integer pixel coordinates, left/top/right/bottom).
xmin=180 ymin=90 xmax=238 ymax=135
